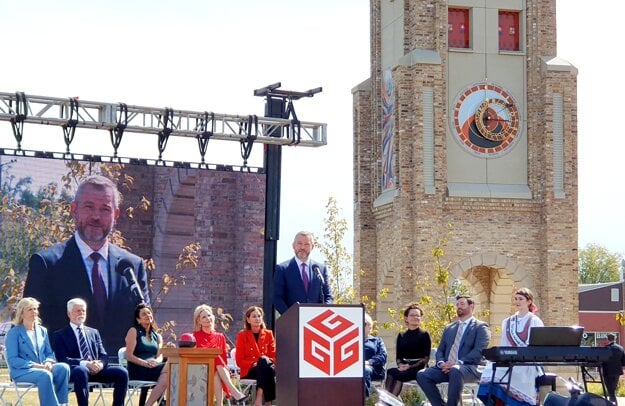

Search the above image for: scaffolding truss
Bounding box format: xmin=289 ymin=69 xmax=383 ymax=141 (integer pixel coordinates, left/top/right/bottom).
xmin=0 ymin=91 xmax=326 ymax=167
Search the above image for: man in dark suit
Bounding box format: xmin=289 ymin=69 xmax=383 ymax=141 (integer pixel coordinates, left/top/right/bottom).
xmin=273 ymin=231 xmax=333 ymax=314
xmin=24 ymin=174 xmax=149 ymax=355
xmin=602 ymin=333 xmax=625 ymax=405
xmin=54 ymin=298 xmax=128 ymax=406
xmin=417 ymin=295 xmax=490 ymax=406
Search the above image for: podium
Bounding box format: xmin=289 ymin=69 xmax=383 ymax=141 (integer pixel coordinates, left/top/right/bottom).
xmin=276 ymin=304 xmax=364 ymax=405
xmin=161 ymin=347 xmax=222 ymax=406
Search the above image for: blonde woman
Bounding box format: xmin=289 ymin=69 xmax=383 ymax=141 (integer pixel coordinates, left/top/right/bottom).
xmin=192 ymin=304 xmax=249 ymax=405
xmin=5 ymin=297 xmax=70 ymax=406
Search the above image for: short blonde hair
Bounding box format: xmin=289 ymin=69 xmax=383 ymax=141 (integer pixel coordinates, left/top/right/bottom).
xmin=193 ymin=304 xmax=213 ymax=332
xmin=13 ymin=297 xmax=41 ymax=326
xmin=364 ymin=313 xmax=374 ymax=326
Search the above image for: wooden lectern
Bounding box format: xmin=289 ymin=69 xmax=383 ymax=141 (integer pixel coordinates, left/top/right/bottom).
xmin=276 ymin=303 xmax=364 ymax=405
xmin=161 ymin=347 xmax=222 ymax=406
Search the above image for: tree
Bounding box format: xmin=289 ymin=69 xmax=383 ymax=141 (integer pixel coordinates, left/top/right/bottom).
xmin=316 ymin=197 xmax=355 ymax=304
xmin=578 ymin=244 xmax=623 ymax=284
xmin=380 ymin=224 xmax=484 ymax=347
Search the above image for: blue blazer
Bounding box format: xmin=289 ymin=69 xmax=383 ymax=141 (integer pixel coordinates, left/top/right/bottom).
xmin=5 ymin=324 xmax=57 ymax=380
xmin=53 ymin=325 xmax=110 ymax=368
xmin=273 ymin=258 xmax=333 ymax=314
xmin=23 ymin=236 xmax=149 ymax=355
xmin=436 ymin=318 xmax=490 ymax=368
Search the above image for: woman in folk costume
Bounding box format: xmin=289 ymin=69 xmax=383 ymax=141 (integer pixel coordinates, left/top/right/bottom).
xmin=478 ymin=288 xmax=544 ymax=405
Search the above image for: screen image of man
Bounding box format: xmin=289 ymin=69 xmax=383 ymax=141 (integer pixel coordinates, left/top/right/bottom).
xmin=273 ymin=231 xmax=333 ymax=314
xmin=54 ymin=298 xmax=128 ymax=406
xmin=24 ymin=175 xmax=149 ymax=355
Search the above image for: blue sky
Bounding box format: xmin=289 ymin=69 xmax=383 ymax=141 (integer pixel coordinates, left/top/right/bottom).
xmin=1 ymin=0 xmax=622 ymax=264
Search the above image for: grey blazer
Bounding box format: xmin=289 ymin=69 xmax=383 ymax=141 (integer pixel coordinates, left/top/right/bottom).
xmin=436 ymin=318 xmax=490 ymax=368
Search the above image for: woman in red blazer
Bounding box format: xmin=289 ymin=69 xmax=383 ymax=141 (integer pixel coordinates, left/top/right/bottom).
xmin=235 ymin=306 xmax=276 ymax=406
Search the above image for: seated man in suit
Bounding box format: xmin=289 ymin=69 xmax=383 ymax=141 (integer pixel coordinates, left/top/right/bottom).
xmin=273 ymin=231 xmax=333 ymax=314
xmin=54 ymin=298 xmax=128 ymax=406
xmin=416 ymin=295 xmax=490 ymax=406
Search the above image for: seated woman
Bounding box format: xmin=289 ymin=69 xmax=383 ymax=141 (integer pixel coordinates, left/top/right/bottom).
xmin=5 ymin=297 xmax=70 ymax=406
xmin=124 ymin=303 xmax=168 ymax=406
xmin=193 ymin=304 xmax=249 ymax=405
xmin=478 ymin=288 xmax=544 ymax=406
xmin=235 ymin=305 xmax=276 ymax=406
xmin=384 ymin=302 xmax=431 ymax=396
xmin=363 ymin=313 xmax=387 ymax=397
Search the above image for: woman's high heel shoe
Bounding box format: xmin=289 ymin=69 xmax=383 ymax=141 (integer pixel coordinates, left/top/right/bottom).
xmin=235 ymin=393 xmax=249 ymax=404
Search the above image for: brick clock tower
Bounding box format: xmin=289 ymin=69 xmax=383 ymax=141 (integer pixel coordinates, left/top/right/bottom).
xmin=353 ymin=0 xmax=578 ymax=345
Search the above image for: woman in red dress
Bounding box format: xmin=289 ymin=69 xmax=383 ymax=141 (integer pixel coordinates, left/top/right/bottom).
xmin=192 ymin=304 xmax=249 ymax=405
xmin=235 ymin=306 xmax=276 ymax=406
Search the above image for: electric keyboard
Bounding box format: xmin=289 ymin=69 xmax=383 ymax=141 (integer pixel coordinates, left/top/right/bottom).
xmin=483 ymin=346 xmax=611 ymax=363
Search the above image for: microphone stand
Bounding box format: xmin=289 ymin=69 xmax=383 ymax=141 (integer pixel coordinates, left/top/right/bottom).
xmin=314 ymin=265 xmax=325 ymax=304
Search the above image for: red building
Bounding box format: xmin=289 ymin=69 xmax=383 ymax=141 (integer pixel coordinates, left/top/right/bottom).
xmin=579 ymin=282 xmax=625 ymax=346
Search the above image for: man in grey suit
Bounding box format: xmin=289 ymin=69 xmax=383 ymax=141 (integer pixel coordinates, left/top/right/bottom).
xmin=417 ymin=295 xmax=490 ymax=406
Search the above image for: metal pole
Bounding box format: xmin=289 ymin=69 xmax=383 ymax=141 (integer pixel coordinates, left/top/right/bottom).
xmin=262 ymin=96 xmax=285 ymax=330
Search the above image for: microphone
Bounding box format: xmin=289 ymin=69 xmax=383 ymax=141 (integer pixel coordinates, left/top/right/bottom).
xmin=117 ymin=259 xmax=145 ymax=304
xmin=312 ymin=264 xmax=324 ymax=284
xmin=312 ymin=264 xmax=325 ymax=304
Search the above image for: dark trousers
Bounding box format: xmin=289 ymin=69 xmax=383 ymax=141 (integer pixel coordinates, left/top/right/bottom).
xmin=416 ymin=365 xmax=480 ymax=406
xmin=244 ymin=356 xmax=276 ymax=402
xmin=70 ymin=365 xmax=129 ymax=406
xmin=604 ymin=374 xmax=620 ymax=404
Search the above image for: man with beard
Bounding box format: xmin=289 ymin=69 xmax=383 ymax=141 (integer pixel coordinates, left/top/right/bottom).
xmin=273 ymin=231 xmax=333 ymax=314
xmin=24 ymin=175 xmax=149 ymax=356
xmin=417 ymin=295 xmax=490 ymax=406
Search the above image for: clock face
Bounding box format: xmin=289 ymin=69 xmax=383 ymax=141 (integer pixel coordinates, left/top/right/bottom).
xmin=451 ymin=83 xmax=521 ymax=156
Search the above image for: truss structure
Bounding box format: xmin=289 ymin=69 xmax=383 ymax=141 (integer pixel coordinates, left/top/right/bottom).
xmin=0 ymin=90 xmax=326 ymax=168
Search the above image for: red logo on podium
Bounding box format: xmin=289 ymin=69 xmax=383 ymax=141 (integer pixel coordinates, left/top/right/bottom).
xmin=302 ymin=309 xmax=360 ymax=376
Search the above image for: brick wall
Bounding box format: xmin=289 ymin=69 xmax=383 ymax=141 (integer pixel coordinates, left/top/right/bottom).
xmin=118 ymin=166 xmax=265 ymax=342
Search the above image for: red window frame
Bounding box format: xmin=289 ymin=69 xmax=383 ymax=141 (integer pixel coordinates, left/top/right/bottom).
xmin=499 ymin=11 xmax=520 ymax=51
xmin=448 ymin=8 xmax=470 ymax=49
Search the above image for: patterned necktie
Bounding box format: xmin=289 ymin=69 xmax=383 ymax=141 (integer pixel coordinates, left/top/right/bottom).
xmin=301 ymin=263 xmax=309 ymax=293
xmin=77 ymin=326 xmax=93 ymax=360
xmin=448 ymin=321 xmax=465 ymax=363
xmin=90 ymin=252 xmax=107 ymax=319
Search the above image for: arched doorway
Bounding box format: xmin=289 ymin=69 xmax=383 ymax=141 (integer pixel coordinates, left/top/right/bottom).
xmin=451 ymin=253 xmax=536 ymax=344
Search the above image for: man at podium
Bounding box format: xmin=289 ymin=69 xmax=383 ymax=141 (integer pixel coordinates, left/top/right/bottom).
xmin=273 ymin=231 xmax=333 ymax=314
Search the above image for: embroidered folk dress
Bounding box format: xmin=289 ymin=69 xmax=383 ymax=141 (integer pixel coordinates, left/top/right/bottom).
xmin=477 ymin=312 xmax=544 ymax=405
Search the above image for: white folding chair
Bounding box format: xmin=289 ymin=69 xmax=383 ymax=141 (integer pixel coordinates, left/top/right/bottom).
xmin=227 ymin=348 xmax=256 ymax=405
xmin=2 ymin=349 xmax=36 ymax=406
xmin=437 ymin=380 xmax=482 ymax=405
xmin=118 ymin=347 xmax=160 ymax=406
xmin=68 ymin=381 xmax=108 ymax=406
